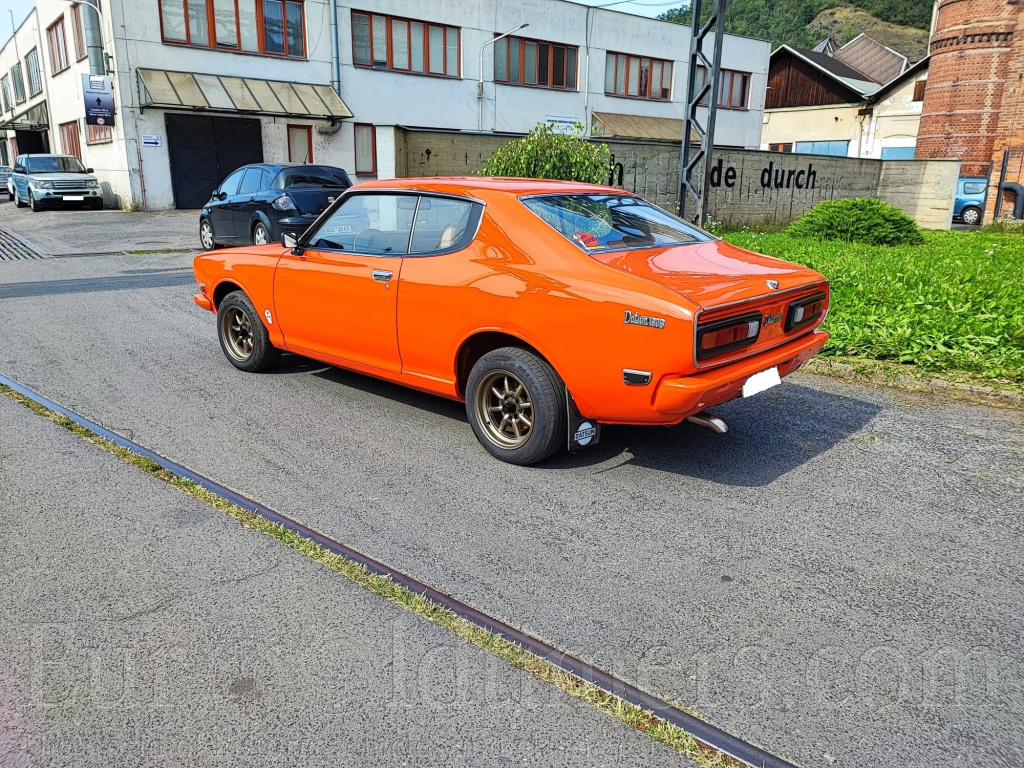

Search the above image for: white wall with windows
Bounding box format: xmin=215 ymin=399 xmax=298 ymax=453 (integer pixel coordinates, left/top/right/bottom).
xmin=0 ymin=8 xmax=51 ymax=166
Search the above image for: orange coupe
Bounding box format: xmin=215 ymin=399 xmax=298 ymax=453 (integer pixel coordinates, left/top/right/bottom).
xmin=193 ymin=178 xmax=829 ymax=464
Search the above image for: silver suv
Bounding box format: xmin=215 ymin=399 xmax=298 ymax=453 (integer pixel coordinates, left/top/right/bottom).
xmin=10 ymin=154 xmax=103 ymax=211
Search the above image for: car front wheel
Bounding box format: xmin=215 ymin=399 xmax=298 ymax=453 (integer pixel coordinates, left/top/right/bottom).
xmin=199 ymin=218 xmax=218 ymax=250
xmin=960 ymin=206 xmax=982 ymax=226
xmin=216 ymin=290 xmax=280 ymax=373
xmin=252 ymin=221 xmax=270 ymax=246
xmin=28 ymin=190 xmax=42 ymax=212
xmin=466 ymin=347 xmax=567 ymax=465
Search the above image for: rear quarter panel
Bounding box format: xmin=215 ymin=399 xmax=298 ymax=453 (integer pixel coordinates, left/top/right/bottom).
xmin=193 ymin=246 xmax=287 ymax=346
xmin=397 ymin=192 xmax=702 ymax=420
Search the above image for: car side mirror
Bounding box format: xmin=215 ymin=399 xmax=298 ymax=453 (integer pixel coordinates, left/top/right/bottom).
xmin=282 ymin=233 xmax=298 ymax=249
xmin=86 ymin=168 xmax=93 ymax=174
xmin=216 ymin=191 xmax=227 ymax=201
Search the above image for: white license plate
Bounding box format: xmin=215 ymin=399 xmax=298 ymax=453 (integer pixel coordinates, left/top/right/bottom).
xmin=62 ymin=195 xmax=84 ymax=201
xmin=324 ymin=225 xmax=352 ymax=234
xmin=742 ymin=366 xmax=781 ymax=398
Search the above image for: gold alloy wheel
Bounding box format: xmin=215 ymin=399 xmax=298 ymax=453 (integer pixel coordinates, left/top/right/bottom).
xmin=221 ymin=306 xmax=255 ymax=361
xmin=475 ymin=369 xmax=534 ymax=449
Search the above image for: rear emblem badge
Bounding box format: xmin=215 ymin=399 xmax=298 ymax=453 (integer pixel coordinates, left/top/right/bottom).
xmin=766 ymin=280 xmax=779 ymax=290
xmin=764 ymin=312 xmax=782 ymax=326
xmin=623 ymin=310 xmax=666 ymax=329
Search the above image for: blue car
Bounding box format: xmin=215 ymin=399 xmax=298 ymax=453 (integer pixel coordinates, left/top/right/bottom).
xmin=954 ymin=177 xmax=988 ymax=226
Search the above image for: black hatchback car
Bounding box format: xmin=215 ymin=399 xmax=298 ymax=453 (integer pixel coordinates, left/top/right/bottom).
xmin=199 ymin=163 xmax=352 ymax=249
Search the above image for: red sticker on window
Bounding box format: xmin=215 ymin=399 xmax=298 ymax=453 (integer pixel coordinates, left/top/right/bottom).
xmin=574 ymin=232 xmax=599 ymax=248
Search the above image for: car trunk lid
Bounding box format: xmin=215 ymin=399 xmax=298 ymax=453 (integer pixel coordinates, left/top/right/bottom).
xmin=285 ymin=188 xmax=347 ymax=217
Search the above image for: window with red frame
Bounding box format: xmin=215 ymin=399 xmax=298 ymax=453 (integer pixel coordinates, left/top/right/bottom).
xmin=86 ymin=124 xmax=113 ymax=144
xmin=60 ymin=121 xmax=82 ymax=160
xmin=768 ymin=143 xmax=793 ymax=153
xmin=604 ymin=53 xmax=672 ymax=100
xmin=696 ymin=66 xmax=751 ymax=109
xmin=47 ymin=17 xmax=70 ymax=74
xmin=354 ymin=124 xmax=375 ymax=174
xmin=159 ymin=0 xmax=305 ymax=57
xmin=494 ymin=35 xmax=577 ymax=90
xmin=71 ymin=4 xmax=87 ymax=60
xmin=351 ymin=12 xmax=459 ymax=77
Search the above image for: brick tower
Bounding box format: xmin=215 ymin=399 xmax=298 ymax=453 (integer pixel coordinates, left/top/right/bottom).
xmin=915 ymin=0 xmax=1024 ymax=220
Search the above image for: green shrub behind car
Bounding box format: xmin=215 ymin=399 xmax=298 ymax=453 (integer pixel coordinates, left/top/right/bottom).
xmin=788 ymin=198 xmax=924 ymax=247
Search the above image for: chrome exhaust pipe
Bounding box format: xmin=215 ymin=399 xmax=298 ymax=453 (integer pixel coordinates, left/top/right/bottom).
xmin=685 ymin=411 xmax=729 ymax=434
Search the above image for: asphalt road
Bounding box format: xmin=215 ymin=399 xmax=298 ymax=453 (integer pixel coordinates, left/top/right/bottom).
xmin=1 ymin=215 xmax=1022 ymax=767
xmin=0 ymin=389 xmax=693 ymax=768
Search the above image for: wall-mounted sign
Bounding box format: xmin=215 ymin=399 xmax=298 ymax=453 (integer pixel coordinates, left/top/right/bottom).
xmin=545 ymin=116 xmax=584 ymax=135
xmin=82 ymin=74 xmax=115 ymax=127
xmin=141 ymin=134 xmax=162 ymax=147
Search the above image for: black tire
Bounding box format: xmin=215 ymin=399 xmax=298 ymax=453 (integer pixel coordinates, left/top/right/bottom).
xmin=199 ymin=218 xmax=219 ymax=250
xmin=960 ymin=206 xmax=982 ymax=226
xmin=252 ymin=221 xmax=270 ymax=246
xmin=14 ymin=188 xmax=26 ymax=208
xmin=465 ymin=346 xmax=566 ymax=465
xmin=7 ymin=189 xmax=12 ymax=201
xmin=216 ymin=290 xmax=281 ymax=373
xmin=28 ymin=190 xmax=42 ymax=212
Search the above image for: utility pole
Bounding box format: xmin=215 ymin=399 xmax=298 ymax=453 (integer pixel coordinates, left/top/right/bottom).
xmin=678 ymin=0 xmax=727 ymax=225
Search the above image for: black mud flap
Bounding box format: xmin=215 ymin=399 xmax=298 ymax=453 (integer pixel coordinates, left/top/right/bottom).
xmin=566 ymin=388 xmax=600 ymax=452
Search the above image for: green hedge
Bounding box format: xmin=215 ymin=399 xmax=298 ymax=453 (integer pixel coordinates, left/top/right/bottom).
xmin=787 ymin=198 xmax=924 ymax=247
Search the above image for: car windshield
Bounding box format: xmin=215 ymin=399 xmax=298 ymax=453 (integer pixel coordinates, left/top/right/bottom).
xmin=26 ymin=156 xmax=87 ymax=174
xmin=276 ymin=166 xmax=350 ymax=190
xmin=522 ymin=194 xmax=713 ymax=252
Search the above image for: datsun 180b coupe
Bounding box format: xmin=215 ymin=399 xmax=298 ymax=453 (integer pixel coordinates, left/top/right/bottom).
xmin=192 ymin=178 xmax=829 ymax=465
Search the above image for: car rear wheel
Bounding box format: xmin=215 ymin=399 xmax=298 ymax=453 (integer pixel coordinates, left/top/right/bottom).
xmin=960 ymin=206 xmax=982 ymax=226
xmin=252 ymin=222 xmax=270 ymax=246
xmin=466 ymin=347 xmax=566 ymax=465
xmin=199 ymin=218 xmax=219 ymax=250
xmin=216 ymin=291 xmax=280 ymax=373
xmin=14 ymin=188 xmax=26 ymax=208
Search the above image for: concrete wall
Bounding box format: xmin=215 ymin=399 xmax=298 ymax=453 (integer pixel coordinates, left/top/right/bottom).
xmin=396 ymin=127 xmax=960 ymax=228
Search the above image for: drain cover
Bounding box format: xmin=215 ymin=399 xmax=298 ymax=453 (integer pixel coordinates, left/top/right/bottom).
xmin=0 ymin=226 xmax=48 ymax=260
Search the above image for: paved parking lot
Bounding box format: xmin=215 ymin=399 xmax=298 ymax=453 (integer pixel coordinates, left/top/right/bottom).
xmin=1 ymin=209 xmax=1022 ymax=767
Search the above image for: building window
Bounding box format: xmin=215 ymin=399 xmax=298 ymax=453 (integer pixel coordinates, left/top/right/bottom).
xmin=71 ymin=4 xmax=87 ymax=60
xmin=47 ymin=17 xmax=70 ymax=74
xmin=10 ymin=64 xmax=25 ymax=103
xmin=604 ymin=53 xmax=672 ymax=100
xmin=86 ymin=124 xmax=113 ymax=144
xmin=913 ymin=80 xmax=926 ymax=102
xmin=288 ymin=125 xmax=312 ymax=162
xmin=354 ymin=123 xmax=375 ymax=174
xmin=159 ymin=0 xmax=306 ymax=57
xmin=768 ymin=143 xmax=793 ymax=152
xmin=0 ymin=76 xmax=10 ymax=111
xmin=352 ymin=12 xmax=459 ymax=77
xmin=795 ymin=140 xmax=849 ymax=157
xmin=60 ymin=121 xmax=82 ymax=159
xmin=25 ymin=49 xmax=42 ymax=95
xmin=494 ymin=35 xmax=577 ymax=90
xmin=696 ymin=66 xmax=751 ymax=109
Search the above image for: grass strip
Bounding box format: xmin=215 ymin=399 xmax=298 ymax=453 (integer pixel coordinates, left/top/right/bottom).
xmin=0 ymin=382 xmax=744 ymax=768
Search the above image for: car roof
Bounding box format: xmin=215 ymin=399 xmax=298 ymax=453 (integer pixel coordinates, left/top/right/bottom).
xmin=353 ymin=176 xmax=624 ymax=196
xmin=235 ymin=162 xmax=347 ymax=172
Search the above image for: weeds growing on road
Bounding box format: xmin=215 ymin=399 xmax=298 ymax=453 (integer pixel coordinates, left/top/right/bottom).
xmin=722 ymin=229 xmax=1024 ymax=385
xmin=0 ymin=381 xmax=744 ymax=768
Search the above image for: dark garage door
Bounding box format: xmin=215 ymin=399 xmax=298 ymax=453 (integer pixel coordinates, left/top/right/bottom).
xmin=165 ymin=114 xmax=263 ymax=209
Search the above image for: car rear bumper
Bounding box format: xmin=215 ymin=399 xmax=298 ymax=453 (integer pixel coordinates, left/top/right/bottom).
xmin=274 ymin=215 xmax=319 ymax=239
xmin=651 ymin=330 xmax=828 ymax=419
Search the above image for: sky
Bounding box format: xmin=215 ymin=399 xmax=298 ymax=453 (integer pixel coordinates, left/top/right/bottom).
xmin=0 ymin=0 xmax=687 ymax=47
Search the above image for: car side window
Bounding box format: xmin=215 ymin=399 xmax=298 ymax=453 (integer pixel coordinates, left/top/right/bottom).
xmin=306 ymin=193 xmax=417 ymax=256
xmin=962 ymin=181 xmax=986 ymax=195
xmin=238 ymin=168 xmax=262 ymax=196
xmin=409 ymin=197 xmax=478 ymax=254
xmin=218 ymin=168 xmax=245 ymax=197
xmin=260 ymin=170 xmax=273 ymax=190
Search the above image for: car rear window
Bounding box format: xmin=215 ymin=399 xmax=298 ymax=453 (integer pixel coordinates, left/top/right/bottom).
xmin=276 ymin=166 xmax=350 ymax=190
xmin=962 ymin=181 xmax=986 ymax=195
xmin=522 ymin=194 xmax=712 ymax=253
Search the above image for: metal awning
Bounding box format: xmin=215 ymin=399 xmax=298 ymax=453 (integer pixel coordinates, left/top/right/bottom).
xmin=0 ymin=101 xmax=49 ymax=130
xmin=591 ymin=111 xmax=698 ymax=142
xmin=137 ymin=68 xmax=353 ymax=120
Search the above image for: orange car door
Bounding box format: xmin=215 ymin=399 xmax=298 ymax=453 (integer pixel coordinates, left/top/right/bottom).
xmin=273 ymin=192 xmax=418 ymax=373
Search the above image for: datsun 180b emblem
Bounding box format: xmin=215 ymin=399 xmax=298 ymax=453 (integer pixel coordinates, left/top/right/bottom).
xmin=624 ymin=310 xmax=666 ymax=329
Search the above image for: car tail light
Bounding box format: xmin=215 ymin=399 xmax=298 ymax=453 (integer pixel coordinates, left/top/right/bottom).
xmin=272 ymin=194 xmax=296 ymax=211
xmin=785 ymin=292 xmax=827 ymax=332
xmin=696 ymin=312 xmax=761 ymax=360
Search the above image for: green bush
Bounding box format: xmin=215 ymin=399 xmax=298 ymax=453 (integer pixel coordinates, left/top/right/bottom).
xmin=478 ymin=123 xmax=611 ymax=184
xmin=787 ymin=198 xmax=924 ymax=246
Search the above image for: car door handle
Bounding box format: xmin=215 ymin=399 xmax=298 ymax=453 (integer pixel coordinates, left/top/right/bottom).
xmin=372 ymin=269 xmax=393 ymax=282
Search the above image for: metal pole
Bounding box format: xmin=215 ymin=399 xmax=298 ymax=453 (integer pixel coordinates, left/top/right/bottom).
xmin=330 ymin=0 xmax=341 ymax=96
xmin=80 ymin=0 xmax=105 ymax=76
xmin=478 ymin=23 xmax=528 ymax=131
xmin=678 ymin=0 xmax=727 ymax=225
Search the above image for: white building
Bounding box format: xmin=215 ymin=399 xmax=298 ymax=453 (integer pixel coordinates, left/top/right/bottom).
xmin=1 ymin=0 xmax=770 ymax=210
